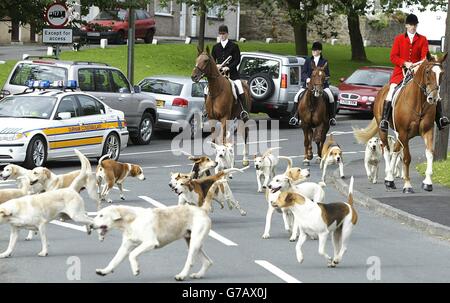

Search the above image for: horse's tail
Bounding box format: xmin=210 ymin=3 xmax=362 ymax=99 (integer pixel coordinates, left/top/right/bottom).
xmin=353 ymin=118 xmax=378 ymax=144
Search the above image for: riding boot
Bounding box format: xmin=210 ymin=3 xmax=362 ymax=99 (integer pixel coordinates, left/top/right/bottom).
xmin=202 ymin=94 xmax=208 ymax=119
xmin=328 ymin=102 xmax=337 ymax=126
xmin=435 ymin=99 xmax=450 ymax=130
xmin=379 ymin=100 xmax=392 ymax=132
xmin=238 ymin=93 xmax=249 ymax=121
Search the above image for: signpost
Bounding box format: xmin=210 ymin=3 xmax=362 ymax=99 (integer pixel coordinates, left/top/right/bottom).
xmin=43 ymin=2 xmax=72 ymax=57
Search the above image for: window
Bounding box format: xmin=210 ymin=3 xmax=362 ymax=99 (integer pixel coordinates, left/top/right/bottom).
xmin=110 ymin=70 xmax=130 ymax=93
xmin=56 ymin=96 xmax=79 ymax=118
xmin=155 ymin=0 xmax=172 ymax=16
xmin=191 ymin=82 xmax=207 ymax=97
xmin=140 ymin=79 xmax=183 ymax=95
xmin=10 ymin=63 xmax=67 ymax=85
xmin=239 ymin=57 xmax=280 ymax=79
xmin=78 ymin=69 xmax=95 ymax=91
xmin=94 ymin=69 xmax=113 ymax=92
xmin=136 ymin=10 xmax=148 ymax=20
xmin=207 ymin=5 xmax=223 ymax=19
xmin=344 ymin=70 xmax=392 ymax=87
xmin=78 ymin=95 xmax=101 ymax=116
xmin=94 ymin=10 xmax=127 ymax=21
xmin=290 ymin=67 xmax=299 ymax=85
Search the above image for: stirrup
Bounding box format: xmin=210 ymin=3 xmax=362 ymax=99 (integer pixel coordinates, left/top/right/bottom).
xmin=379 ymin=119 xmax=389 ymax=132
xmin=289 ymin=117 xmax=299 ymax=126
xmin=329 ymin=118 xmax=337 ymax=126
xmin=438 ymin=116 xmax=450 ymax=130
xmin=240 ymin=110 xmax=249 ymax=120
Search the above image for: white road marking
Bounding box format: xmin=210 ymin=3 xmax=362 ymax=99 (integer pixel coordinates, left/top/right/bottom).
xmin=122 ymin=149 xmax=183 ymax=156
xmin=329 ymin=130 xmax=355 ymax=136
xmin=50 ymin=220 xmax=87 ymax=232
xmin=237 ymin=138 xmax=288 ymax=145
xmin=254 ymin=260 xmax=301 ymax=283
xmin=139 ymin=195 xmax=238 ymax=246
xmin=142 ymin=166 xmax=158 ymax=169
xmin=163 ymin=165 xmax=182 ymax=168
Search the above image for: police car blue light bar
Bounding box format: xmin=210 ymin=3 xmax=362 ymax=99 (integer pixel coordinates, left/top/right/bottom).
xmin=26 ymin=80 xmax=77 ymax=89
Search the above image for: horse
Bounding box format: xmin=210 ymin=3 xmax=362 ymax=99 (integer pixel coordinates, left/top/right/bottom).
xmin=191 ymin=46 xmax=252 ymax=166
xmin=297 ymin=62 xmax=330 ymax=165
xmin=354 ymin=52 xmax=447 ymax=193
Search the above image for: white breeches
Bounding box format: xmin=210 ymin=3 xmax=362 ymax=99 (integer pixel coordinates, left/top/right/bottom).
xmin=386 ymin=83 xmax=398 ymax=102
xmin=203 ymin=80 xmax=244 ymax=95
xmin=294 ymin=87 xmax=334 ymax=103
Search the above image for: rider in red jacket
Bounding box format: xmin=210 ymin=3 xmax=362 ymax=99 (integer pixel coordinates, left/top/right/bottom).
xmin=380 ymin=13 xmax=449 ymax=131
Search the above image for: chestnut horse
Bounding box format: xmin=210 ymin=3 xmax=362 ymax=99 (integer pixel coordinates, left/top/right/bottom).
xmin=354 ymin=53 xmax=447 ymax=193
xmin=191 ymin=46 xmax=252 ymax=166
xmin=297 ymin=62 xmax=330 ymax=165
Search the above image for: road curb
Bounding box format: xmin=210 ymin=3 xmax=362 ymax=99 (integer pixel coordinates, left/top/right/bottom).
xmin=331 ymin=160 xmax=450 ymax=241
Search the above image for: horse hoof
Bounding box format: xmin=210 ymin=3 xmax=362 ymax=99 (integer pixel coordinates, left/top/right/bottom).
xmin=315 ymin=157 xmax=321 ymax=164
xmin=422 ymin=183 xmax=433 ymax=192
xmin=384 ymin=180 xmax=396 ymax=189
xmin=402 ymin=187 xmax=414 ymax=194
xmin=303 ymin=160 xmax=310 ymax=166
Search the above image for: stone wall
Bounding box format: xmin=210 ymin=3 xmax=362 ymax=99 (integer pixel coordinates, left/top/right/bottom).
xmin=240 ymin=5 xmax=405 ymax=47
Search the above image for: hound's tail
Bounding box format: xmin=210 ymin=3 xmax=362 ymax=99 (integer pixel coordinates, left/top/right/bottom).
xmin=70 ymin=149 xmax=91 ymax=192
xmin=347 ymin=176 xmax=354 ymax=206
xmin=279 ymin=156 xmax=293 ymax=174
xmin=223 ymin=167 xmax=248 ymax=176
xmin=202 ymin=179 xmax=228 ymax=213
xmin=353 ymin=118 xmax=378 ymax=144
xmin=97 ymin=153 xmax=111 ymax=168
xmin=262 ymin=147 xmax=281 ymax=158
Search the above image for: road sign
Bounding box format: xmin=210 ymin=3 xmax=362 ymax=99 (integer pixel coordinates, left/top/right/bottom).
xmin=43 ymin=28 xmax=73 ymax=44
xmin=44 ymin=2 xmax=69 ymax=28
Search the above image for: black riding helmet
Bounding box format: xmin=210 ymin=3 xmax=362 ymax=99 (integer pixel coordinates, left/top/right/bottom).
xmin=312 ymin=41 xmax=322 ymax=51
xmin=405 ymin=13 xmax=419 ymax=25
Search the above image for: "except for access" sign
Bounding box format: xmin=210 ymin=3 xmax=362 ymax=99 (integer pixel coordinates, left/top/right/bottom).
xmin=43 ymin=28 xmax=73 ymax=44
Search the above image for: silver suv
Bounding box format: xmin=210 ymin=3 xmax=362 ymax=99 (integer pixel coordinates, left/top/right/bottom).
xmin=239 ymin=52 xmax=339 ymax=121
xmin=2 ymin=57 xmax=158 ymax=145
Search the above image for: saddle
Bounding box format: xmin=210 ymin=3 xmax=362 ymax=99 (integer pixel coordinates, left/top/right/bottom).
xmin=391 ymin=70 xmax=414 ymax=106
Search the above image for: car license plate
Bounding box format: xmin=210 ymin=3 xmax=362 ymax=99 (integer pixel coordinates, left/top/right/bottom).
xmin=156 ymin=100 xmax=165 ymax=107
xmin=87 ymin=32 xmax=100 ymax=37
xmin=340 ymin=99 xmax=358 ymax=106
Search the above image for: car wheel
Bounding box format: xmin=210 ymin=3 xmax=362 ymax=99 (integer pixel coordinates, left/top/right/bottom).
xmin=24 ymin=136 xmax=47 ymax=169
xmin=115 ymin=31 xmax=125 ymax=44
xmin=102 ymin=132 xmax=121 ymax=161
xmin=144 ymin=29 xmax=155 ymax=44
xmin=248 ymin=73 xmax=275 ymax=101
xmin=130 ymin=113 xmax=154 ymax=145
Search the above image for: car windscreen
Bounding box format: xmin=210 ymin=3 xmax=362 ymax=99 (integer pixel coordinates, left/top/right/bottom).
xmin=9 ymin=63 xmax=67 ymax=86
xmin=139 ymin=79 xmax=183 ymax=96
xmin=94 ymin=10 xmax=127 ymax=21
xmin=192 ymin=82 xmax=207 ymax=97
xmin=239 ymin=57 xmax=280 ymax=79
xmin=0 ymin=96 xmax=56 ymax=119
xmin=345 ymin=69 xmax=391 ymax=87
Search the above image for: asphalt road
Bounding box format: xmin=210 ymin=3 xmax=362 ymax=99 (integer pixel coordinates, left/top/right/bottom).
xmin=1 ymin=112 xmax=450 ymax=283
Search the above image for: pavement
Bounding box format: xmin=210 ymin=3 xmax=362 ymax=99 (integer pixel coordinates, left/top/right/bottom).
xmin=1 ymin=113 xmax=450 ymax=283
xmin=331 ymin=135 xmax=450 ymax=241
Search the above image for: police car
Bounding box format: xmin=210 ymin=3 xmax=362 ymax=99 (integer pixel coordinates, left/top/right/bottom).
xmin=0 ymin=80 xmax=129 ymax=168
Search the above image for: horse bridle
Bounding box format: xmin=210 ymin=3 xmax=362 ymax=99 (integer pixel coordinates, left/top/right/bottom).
xmin=410 ymin=63 xmax=442 ymax=102
xmin=194 ymin=55 xmax=219 ymax=80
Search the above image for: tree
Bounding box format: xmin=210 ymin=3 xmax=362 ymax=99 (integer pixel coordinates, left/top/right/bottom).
xmin=434 ymin=0 xmax=450 ymax=161
xmin=160 ymin=0 xmax=239 ymax=51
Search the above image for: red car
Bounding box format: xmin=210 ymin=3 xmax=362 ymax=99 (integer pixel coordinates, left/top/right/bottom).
xmin=80 ymin=9 xmax=156 ymax=44
xmin=337 ymin=66 xmax=393 ymax=113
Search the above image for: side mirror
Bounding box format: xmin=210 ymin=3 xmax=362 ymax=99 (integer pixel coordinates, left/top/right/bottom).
xmin=339 ymin=77 xmax=345 ymax=83
xmin=133 ymin=85 xmax=141 ymax=93
xmin=119 ymin=87 xmax=130 ymax=93
xmin=57 ymin=112 xmax=72 ymax=120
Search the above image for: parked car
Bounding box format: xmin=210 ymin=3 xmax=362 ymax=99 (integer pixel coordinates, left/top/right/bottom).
xmin=138 ymin=76 xmax=207 ymax=137
xmin=337 ymin=66 xmax=393 ymax=113
xmin=80 ymin=9 xmax=156 ymax=44
xmin=238 ymin=52 xmax=339 ymax=121
xmin=2 ymin=57 xmax=158 ymax=145
xmin=0 ymin=82 xmax=128 ymax=168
